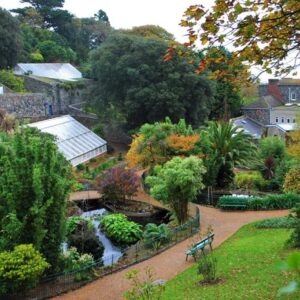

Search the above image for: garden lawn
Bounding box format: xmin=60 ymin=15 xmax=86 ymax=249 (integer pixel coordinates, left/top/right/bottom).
xmin=163 ymin=224 xmax=300 ymax=300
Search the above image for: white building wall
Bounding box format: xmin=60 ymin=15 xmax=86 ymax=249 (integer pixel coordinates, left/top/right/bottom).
xmin=270 ymin=109 xmax=300 ymax=125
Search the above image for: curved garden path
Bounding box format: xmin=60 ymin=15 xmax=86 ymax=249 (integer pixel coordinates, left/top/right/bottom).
xmin=57 ymin=204 xmax=288 ymax=300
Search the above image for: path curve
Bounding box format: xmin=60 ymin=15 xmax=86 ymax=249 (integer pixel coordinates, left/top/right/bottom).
xmin=56 ymin=205 xmax=288 ymax=300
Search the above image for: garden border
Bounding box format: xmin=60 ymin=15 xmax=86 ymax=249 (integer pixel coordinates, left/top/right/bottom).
xmin=15 ymin=208 xmax=200 ymax=300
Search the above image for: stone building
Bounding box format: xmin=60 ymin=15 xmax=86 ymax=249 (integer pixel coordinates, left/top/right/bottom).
xmin=233 ymin=78 xmax=300 ymax=139
xmin=0 ymin=63 xmax=90 ymax=119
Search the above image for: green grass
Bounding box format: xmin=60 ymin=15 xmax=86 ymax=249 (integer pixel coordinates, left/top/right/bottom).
xmin=163 ymin=224 xmax=300 ymax=300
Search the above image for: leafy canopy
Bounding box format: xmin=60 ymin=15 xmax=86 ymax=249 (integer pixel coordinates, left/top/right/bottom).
xmin=0 ymin=244 xmax=49 ymax=295
xmin=126 ymin=118 xmax=200 ymax=169
xmin=178 ymin=0 xmax=300 ymax=79
xmin=90 ymin=33 xmax=214 ymax=129
xmin=0 ymin=129 xmax=72 ymax=272
xmin=146 ymin=156 xmax=206 ymax=224
xmin=0 ymin=8 xmax=22 ymax=68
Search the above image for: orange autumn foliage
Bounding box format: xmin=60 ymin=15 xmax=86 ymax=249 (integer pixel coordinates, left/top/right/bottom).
xmin=167 ymin=134 xmax=200 ymax=154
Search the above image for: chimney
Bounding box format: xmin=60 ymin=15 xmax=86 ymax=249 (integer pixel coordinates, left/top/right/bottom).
xmin=268 ymin=79 xmax=279 ymax=85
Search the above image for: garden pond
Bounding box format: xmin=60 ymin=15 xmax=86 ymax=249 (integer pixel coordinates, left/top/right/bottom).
xmin=73 ymin=200 xmax=170 ymax=266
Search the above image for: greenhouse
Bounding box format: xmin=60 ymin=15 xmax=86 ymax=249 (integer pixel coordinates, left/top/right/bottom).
xmin=28 ymin=115 xmax=107 ymax=166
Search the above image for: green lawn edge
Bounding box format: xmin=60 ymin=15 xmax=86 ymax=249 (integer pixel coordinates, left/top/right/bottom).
xmin=162 ymin=224 xmax=300 ymax=300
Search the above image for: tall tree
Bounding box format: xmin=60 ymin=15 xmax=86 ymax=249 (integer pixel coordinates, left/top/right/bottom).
xmin=63 ymin=16 xmax=111 ymax=63
xmin=90 ymin=33 xmax=214 ymax=130
xmin=12 ymin=0 xmax=73 ymax=34
xmin=0 ymin=129 xmax=72 ymax=272
xmin=121 ymin=25 xmax=175 ymax=41
xmin=94 ymin=9 xmax=110 ymax=25
xmin=0 ymin=8 xmax=22 ymax=68
xmin=178 ymin=0 xmax=300 ymax=79
xmin=146 ymin=156 xmax=206 ymax=224
xmin=202 ymin=47 xmax=243 ymax=120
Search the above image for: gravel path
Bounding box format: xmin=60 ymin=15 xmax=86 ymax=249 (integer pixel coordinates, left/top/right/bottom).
xmin=56 ymin=205 xmax=288 ymax=300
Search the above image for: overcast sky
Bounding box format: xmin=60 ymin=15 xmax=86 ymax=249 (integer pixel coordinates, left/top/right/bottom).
xmin=1 ymin=0 xmax=298 ymax=82
xmin=0 ymin=0 xmax=207 ymax=42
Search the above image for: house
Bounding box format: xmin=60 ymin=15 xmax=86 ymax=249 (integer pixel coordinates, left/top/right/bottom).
xmin=233 ymin=78 xmax=300 ymax=139
xmin=28 ymin=115 xmax=107 ymax=166
xmin=14 ymin=63 xmax=82 ymax=81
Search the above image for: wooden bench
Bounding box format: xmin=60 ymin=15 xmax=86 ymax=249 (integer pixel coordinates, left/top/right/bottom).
xmin=186 ymin=233 xmax=215 ymax=261
xmin=218 ymin=198 xmax=248 ymax=210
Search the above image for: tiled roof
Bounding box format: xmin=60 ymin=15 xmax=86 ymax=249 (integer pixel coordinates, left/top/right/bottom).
xmin=232 ymin=117 xmax=263 ymax=139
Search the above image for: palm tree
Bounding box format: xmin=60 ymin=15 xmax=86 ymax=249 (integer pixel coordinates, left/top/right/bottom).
xmin=200 ymin=121 xmax=257 ymax=188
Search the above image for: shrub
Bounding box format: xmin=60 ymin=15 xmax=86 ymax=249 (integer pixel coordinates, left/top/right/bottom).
xmin=0 ymin=69 xmax=26 ymax=92
xmin=143 ymin=223 xmax=171 ymax=250
xmin=255 ymin=217 xmax=297 ymax=229
xmin=218 ymin=193 xmax=300 ymax=210
xmin=197 ymin=254 xmax=217 ymax=283
xmin=124 ymin=268 xmax=165 ymax=300
xmin=248 ymin=193 xmax=300 ymax=210
xmin=76 ymin=163 xmax=85 ymax=171
xmin=101 ymin=214 xmax=142 ymax=245
xmin=234 ymin=171 xmax=266 ymax=191
xmin=97 ymin=165 xmax=139 ymax=202
xmin=288 ymin=205 xmax=300 ymax=248
xmin=67 ymin=219 xmax=104 ymax=260
xmin=0 ymin=244 xmax=49 ymax=295
xmin=118 ymin=152 xmax=123 ymax=161
xmin=107 ymin=144 xmax=114 ymax=154
xmin=92 ymin=124 xmax=104 ymax=136
xmin=89 ymin=158 xmax=97 ymax=164
xmin=62 ymin=247 xmax=95 ymax=281
xmin=283 ymin=168 xmax=300 ymax=193
xmin=217 ymin=195 xmax=251 ymax=207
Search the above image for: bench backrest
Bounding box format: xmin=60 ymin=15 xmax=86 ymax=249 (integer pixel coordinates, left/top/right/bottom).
xmin=194 ymin=233 xmax=214 ymax=247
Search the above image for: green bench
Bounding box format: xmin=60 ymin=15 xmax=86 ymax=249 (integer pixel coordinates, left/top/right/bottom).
xmin=218 ymin=197 xmax=249 ymax=210
xmin=186 ymin=233 xmax=214 ymax=261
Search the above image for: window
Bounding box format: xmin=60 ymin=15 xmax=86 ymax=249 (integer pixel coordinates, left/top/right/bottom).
xmin=282 ymin=117 xmax=284 ymax=123
xmin=287 ymin=118 xmax=290 ymax=123
xmin=290 ymin=91 xmax=297 ymax=101
xmin=276 ymin=117 xmax=278 ymax=123
xmin=293 ymin=119 xmax=296 ymax=123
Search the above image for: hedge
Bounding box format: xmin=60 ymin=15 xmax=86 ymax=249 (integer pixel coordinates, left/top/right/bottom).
xmin=217 ymin=193 xmax=300 ymax=210
xmin=255 ymin=216 xmax=297 ymax=228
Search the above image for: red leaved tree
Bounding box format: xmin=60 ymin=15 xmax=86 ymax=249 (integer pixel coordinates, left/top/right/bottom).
xmin=97 ymin=164 xmax=139 ymax=202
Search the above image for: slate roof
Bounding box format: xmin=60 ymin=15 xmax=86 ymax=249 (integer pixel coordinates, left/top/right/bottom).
xmin=232 ymin=117 xmax=264 ymax=139
xmin=243 ymin=95 xmax=282 ymax=109
xmin=28 ymin=115 xmax=106 ymax=163
xmin=14 ymin=63 xmax=82 ymax=81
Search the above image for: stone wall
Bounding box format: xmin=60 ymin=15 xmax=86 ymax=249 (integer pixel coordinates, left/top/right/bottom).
xmin=243 ymin=108 xmax=270 ymax=125
xmin=22 ymin=76 xmax=91 ymax=114
xmin=259 ymin=82 xmax=300 ymax=103
xmin=0 ymin=93 xmax=53 ymax=118
xmin=279 ymin=85 xmax=300 ymax=103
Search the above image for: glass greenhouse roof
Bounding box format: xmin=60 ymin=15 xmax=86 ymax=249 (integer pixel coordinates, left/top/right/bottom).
xmin=14 ymin=63 xmax=82 ymax=81
xmin=28 ymin=115 xmax=106 ymax=162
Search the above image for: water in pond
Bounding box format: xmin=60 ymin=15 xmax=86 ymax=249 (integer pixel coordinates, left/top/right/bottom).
xmin=80 ymin=208 xmax=123 ymax=266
